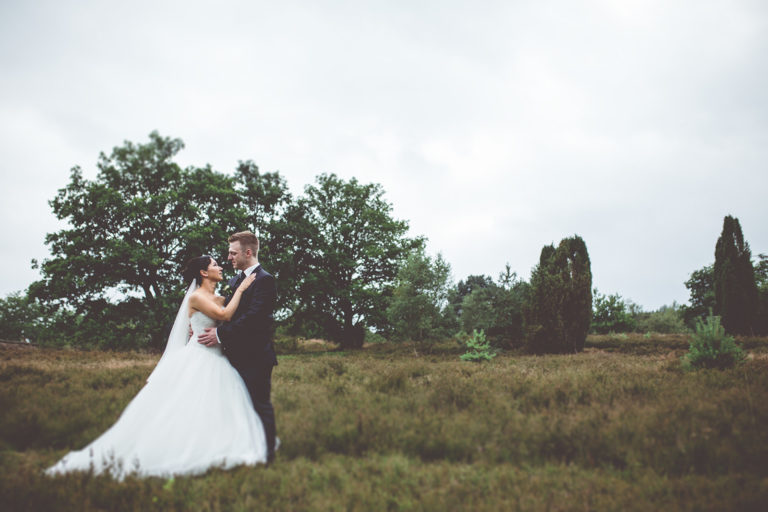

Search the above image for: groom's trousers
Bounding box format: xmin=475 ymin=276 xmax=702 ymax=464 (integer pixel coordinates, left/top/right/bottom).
xmin=238 ymin=363 xmax=277 ymax=461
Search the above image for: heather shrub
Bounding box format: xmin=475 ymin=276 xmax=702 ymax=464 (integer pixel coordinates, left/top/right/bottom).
xmin=4 ymin=337 xmax=768 ymax=511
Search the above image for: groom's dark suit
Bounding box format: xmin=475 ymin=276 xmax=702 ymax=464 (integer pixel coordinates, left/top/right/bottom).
xmin=219 ymin=265 xmax=278 ymax=460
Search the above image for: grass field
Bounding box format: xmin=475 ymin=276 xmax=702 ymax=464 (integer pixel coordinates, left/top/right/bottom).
xmin=1 ymin=334 xmax=767 ymax=511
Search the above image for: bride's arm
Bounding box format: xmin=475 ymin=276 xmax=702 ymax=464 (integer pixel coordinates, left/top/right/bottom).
xmin=189 ymin=274 xmax=256 ymax=321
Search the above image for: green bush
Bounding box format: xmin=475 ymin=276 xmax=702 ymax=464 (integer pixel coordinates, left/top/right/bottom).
xmin=683 ymin=315 xmax=746 ymax=369
xmin=459 ymin=329 xmax=496 ymax=362
xmin=635 ymin=303 xmax=689 ymax=334
xmin=591 ymin=291 xmax=636 ymax=334
xmin=460 ymin=283 xmax=527 ymax=349
xmin=0 ymin=292 xmax=47 ymax=342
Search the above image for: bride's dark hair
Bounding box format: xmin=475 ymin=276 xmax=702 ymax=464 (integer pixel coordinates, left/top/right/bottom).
xmin=182 ymin=255 xmax=213 ymax=285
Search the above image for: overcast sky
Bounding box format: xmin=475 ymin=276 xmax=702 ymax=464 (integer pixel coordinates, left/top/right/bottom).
xmin=1 ymin=0 xmax=767 ymax=310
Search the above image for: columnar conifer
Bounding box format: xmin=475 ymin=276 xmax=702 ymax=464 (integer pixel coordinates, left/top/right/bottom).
xmin=526 ymin=235 xmax=592 ymax=353
xmin=713 ymin=215 xmax=758 ymax=335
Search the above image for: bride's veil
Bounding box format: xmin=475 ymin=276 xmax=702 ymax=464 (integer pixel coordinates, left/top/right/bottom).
xmin=146 ymin=281 xmax=198 ymax=383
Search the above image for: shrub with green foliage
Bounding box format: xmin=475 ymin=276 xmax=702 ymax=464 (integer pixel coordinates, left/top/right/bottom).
xmin=635 ymin=302 xmax=689 ymax=334
xmin=459 ymin=329 xmax=496 ymax=362
xmin=591 ymin=290 xmax=636 ymax=333
xmin=0 ymin=292 xmax=47 ymax=343
xmin=683 ymin=315 xmax=746 ymax=369
xmin=459 ymin=265 xmax=528 ymax=349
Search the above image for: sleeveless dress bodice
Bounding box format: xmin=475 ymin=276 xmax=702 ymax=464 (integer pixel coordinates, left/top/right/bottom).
xmin=189 ymin=311 xmax=222 ymax=355
xmin=191 ymin=311 xmax=217 ymax=334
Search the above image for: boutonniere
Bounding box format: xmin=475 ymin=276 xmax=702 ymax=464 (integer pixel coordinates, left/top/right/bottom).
xmin=221 ymin=283 xmax=232 ymax=296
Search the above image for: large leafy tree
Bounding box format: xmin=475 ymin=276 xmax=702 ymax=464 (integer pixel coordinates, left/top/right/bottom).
xmin=285 ymin=174 xmax=422 ymax=348
xmin=525 ymin=235 xmax=592 ymax=353
xmin=31 ymin=133 xmax=243 ymax=305
xmin=713 ymin=215 xmax=758 ymax=335
xmin=232 ymin=160 xmax=294 ymax=313
xmin=28 ymin=132 xmax=290 ymax=348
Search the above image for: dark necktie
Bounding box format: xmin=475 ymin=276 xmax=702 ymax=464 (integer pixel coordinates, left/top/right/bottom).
xmin=233 ymin=272 xmax=246 ymax=290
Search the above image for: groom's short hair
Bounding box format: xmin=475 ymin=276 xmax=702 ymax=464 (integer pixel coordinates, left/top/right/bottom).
xmin=229 ymin=231 xmax=259 ymax=255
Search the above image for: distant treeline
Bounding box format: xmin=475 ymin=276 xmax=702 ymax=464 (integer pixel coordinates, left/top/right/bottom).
xmin=1 ymin=133 xmax=766 ymax=351
xmin=592 ymin=215 xmax=768 ymax=337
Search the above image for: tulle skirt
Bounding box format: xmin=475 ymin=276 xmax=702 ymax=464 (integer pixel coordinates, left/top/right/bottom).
xmin=46 ymin=341 xmax=268 ymax=479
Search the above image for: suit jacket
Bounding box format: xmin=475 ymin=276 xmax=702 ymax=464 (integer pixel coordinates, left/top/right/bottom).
xmin=219 ymin=265 xmax=278 ymax=370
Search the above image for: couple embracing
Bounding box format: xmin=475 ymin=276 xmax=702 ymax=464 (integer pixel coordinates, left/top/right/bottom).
xmin=47 ymin=231 xmax=278 ymax=479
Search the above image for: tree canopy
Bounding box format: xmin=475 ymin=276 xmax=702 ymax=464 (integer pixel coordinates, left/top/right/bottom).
xmin=17 ymin=132 xmax=756 ymax=353
xmin=281 ymin=173 xmax=422 ymax=348
xmin=458 ymin=266 xmax=528 ymax=348
xmin=683 ymin=264 xmax=715 ymax=327
xmin=386 ymin=249 xmax=453 ymax=342
xmin=26 ymin=132 xmax=291 ymax=348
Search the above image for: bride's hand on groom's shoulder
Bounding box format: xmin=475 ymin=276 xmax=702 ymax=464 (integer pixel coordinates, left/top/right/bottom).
xmin=238 ymin=273 xmax=256 ymax=291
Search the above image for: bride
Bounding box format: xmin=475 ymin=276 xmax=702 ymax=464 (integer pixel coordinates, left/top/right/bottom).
xmin=46 ymin=255 xmax=268 ymax=479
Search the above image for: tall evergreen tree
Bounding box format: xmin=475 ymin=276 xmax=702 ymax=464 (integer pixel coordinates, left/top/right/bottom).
xmin=557 ymin=236 xmax=593 ymax=352
xmin=526 ymin=235 xmax=592 ymax=353
xmin=713 ymin=215 xmax=758 ymax=335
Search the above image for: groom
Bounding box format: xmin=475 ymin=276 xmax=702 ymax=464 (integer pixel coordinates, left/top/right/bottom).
xmin=197 ymin=230 xmax=278 ymax=463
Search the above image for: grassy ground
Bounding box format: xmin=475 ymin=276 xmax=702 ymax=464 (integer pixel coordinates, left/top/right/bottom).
xmin=1 ymin=334 xmax=767 ymax=511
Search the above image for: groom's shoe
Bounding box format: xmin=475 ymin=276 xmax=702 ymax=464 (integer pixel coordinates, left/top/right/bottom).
xmin=266 ymin=451 xmax=276 ymax=466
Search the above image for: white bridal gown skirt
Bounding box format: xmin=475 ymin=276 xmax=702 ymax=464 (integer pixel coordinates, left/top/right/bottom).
xmin=46 ymin=315 xmax=267 ymax=479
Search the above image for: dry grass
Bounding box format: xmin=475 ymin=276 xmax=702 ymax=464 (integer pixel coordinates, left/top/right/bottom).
xmin=2 ymin=335 xmax=768 ymax=511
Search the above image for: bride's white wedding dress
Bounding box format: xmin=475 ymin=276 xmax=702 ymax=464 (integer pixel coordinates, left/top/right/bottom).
xmin=46 ymin=311 xmax=268 ymax=479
